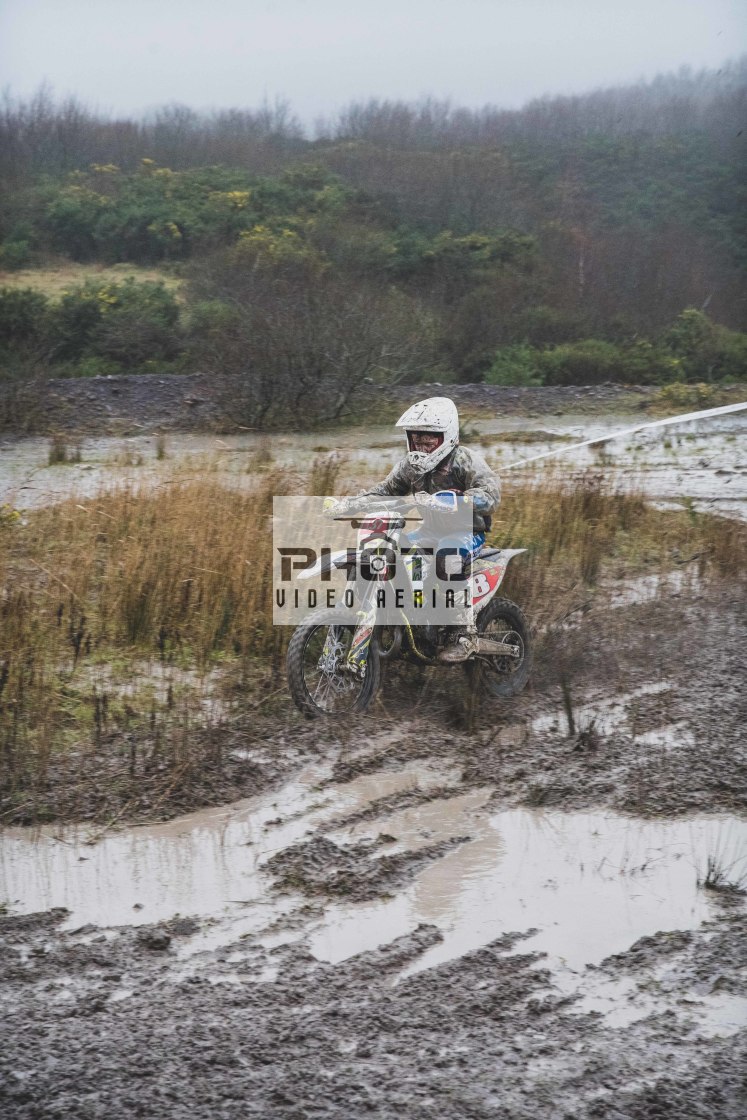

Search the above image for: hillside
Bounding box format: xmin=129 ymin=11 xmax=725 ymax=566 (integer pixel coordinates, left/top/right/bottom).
xmin=1 ymin=63 xmax=745 ymax=429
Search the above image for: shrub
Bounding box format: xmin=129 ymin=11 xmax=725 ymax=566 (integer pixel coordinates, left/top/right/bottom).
xmin=539 ymin=339 xmax=636 ymax=385
xmin=53 ymin=282 xmax=106 ymax=358
xmin=0 ymin=287 xmax=50 ymax=345
xmin=485 ymin=344 xmax=543 ymax=386
xmin=52 ymin=278 xmax=181 ymax=367
xmin=663 ymin=309 xmax=747 ymax=382
xmin=0 ymin=240 xmax=32 ymax=270
xmin=187 ymin=299 xmax=243 ymax=339
xmin=487 ymin=336 xmax=683 ymax=387
xmin=186 ymin=246 xmax=436 ymax=426
xmin=70 ymin=356 xmax=123 ymax=378
xmin=44 ymin=186 xmax=109 ymax=260
xmin=511 ymin=305 xmax=587 ymax=346
xmin=88 ymin=279 xmax=180 ymax=366
xmin=652 ymin=382 xmax=717 ymax=410
xmin=538 ymin=338 xmax=671 ymax=385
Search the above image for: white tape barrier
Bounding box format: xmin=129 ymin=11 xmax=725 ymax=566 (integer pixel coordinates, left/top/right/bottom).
xmin=503 ymin=400 xmax=747 ymax=470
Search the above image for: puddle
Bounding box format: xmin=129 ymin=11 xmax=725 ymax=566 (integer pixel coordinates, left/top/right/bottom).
xmin=603 ymin=568 xmax=698 ymax=609
xmin=2 ymin=757 xmax=745 ymax=1035
xmin=530 ymin=681 xmax=676 ymax=738
xmin=552 ymin=966 xmax=747 ymax=1038
xmin=484 ymin=411 xmax=747 ymax=520
xmin=0 ymin=758 xmax=459 ymax=935
xmin=328 ymin=787 xmax=493 ymax=853
xmin=310 ymin=803 xmax=747 ymax=1033
xmin=3 ymin=765 xmax=744 ymax=977
xmin=3 ymin=410 xmax=746 ymax=519
xmin=311 ymin=809 xmax=746 ymax=972
xmin=0 ymin=428 xmax=397 ymax=512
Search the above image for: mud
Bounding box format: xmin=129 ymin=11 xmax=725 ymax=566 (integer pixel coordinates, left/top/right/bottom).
xmin=3 ymin=396 xmax=745 ymax=525
xmin=0 ymin=903 xmax=744 ymax=1118
xmin=1 ymin=373 xmax=650 ymax=437
xmin=2 ymin=398 xmax=747 ymax=1114
xmin=266 ymin=834 xmax=471 ymax=903
xmin=2 ymin=583 xmax=746 ymax=1117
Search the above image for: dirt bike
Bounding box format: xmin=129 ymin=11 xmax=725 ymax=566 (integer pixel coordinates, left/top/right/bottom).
xmin=286 ymin=493 xmax=532 ymax=718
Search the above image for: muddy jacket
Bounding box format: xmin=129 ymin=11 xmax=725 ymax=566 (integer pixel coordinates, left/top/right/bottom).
xmin=362 ymin=445 xmax=501 ymax=532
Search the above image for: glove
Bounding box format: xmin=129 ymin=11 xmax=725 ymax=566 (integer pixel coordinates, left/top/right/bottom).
xmin=415 ymin=491 xmax=456 ymax=513
xmin=324 ymin=496 xmax=361 ymax=518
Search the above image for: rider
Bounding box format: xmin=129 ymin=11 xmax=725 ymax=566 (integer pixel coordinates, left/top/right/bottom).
xmin=342 ymin=396 xmax=501 ymax=665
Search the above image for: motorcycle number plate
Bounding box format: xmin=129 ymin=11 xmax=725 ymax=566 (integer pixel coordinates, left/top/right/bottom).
xmin=469 ymin=565 xmax=504 ymax=604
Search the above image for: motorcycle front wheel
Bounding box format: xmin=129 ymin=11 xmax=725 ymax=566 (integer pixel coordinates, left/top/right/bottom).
xmin=465 ymin=596 xmax=533 ymax=699
xmin=286 ymin=608 xmax=382 ymax=718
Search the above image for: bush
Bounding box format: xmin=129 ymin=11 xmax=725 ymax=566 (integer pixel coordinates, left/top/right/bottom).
xmin=487 ymin=336 xmax=686 ymax=387
xmin=0 ymin=240 xmax=32 ymax=270
xmin=53 ymin=283 xmax=106 ymax=358
xmin=485 ymin=344 xmax=543 ymax=386
xmin=44 ymin=186 xmax=108 ymax=260
xmin=663 ymin=309 xmax=747 ymax=382
xmin=539 ymin=339 xmax=637 ymax=385
xmin=715 ymin=329 xmax=747 ymax=381
xmin=652 ymin=382 xmax=718 ymax=410
xmin=0 ymin=287 xmax=50 ymax=345
xmin=89 ymin=279 xmax=180 ymax=366
xmin=70 ymin=356 xmax=123 ymax=378
xmin=52 ymin=278 xmax=181 ymax=367
xmin=511 ymin=305 xmax=587 ymax=346
xmin=186 ymin=244 xmax=436 ymax=426
xmin=538 ymin=338 xmax=674 ymax=385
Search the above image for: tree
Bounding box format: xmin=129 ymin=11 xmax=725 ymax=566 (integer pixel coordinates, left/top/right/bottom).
xmin=186 ymin=234 xmax=437 ymax=425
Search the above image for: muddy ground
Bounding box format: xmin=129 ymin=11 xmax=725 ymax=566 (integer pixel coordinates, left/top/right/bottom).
xmin=2 ymin=372 xmax=652 ymax=436
xmin=1 ymin=579 xmax=746 ymax=1118
xmin=1 ymin=906 xmax=744 ymax=1120
xmin=2 ymin=385 xmax=746 ymax=1117
xmin=4 ymin=578 xmax=745 ymax=827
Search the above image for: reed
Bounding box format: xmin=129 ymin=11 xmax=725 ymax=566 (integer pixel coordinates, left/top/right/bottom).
xmin=493 ymin=470 xmax=746 ymax=625
xmin=47 ymin=432 xmax=81 ymax=465
xmin=0 ymin=466 xmax=743 ymax=824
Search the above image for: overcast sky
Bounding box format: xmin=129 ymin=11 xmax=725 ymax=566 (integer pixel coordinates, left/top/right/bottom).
xmin=1 ymin=0 xmax=745 ymax=124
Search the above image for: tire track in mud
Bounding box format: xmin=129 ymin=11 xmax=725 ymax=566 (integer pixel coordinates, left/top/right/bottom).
xmin=0 ymin=906 xmax=744 ymax=1119
xmin=1 ymin=584 xmax=745 ymax=1117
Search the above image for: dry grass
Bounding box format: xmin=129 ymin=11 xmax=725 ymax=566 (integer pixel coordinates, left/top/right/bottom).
xmin=698 ymin=853 xmax=747 ymax=897
xmin=0 ymin=470 xmax=293 ymax=821
xmin=493 ymin=471 xmax=746 ymax=625
xmin=48 ymin=433 xmax=82 ymax=465
xmin=0 ymin=260 xmax=183 ymax=301
xmin=1 ymin=466 xmax=744 ymax=824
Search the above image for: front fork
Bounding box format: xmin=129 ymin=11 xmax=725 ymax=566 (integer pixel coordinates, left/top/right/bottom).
xmin=344 ymin=541 xmax=484 ymax=673
xmin=344 ymin=549 xmax=430 ymax=674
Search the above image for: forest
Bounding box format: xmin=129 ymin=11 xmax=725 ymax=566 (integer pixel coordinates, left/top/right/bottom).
xmin=1 ymin=60 xmax=745 ymax=426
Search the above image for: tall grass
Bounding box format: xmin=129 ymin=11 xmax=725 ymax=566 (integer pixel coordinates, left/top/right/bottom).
xmin=493 ymin=470 xmax=746 ymax=624
xmin=0 ymin=469 xmax=294 ymax=821
xmin=48 ymin=432 xmax=81 ymax=465
xmin=0 ymin=467 xmax=744 ymax=823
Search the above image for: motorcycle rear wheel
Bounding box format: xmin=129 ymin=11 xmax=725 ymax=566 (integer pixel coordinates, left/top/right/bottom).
xmin=465 ymin=596 xmax=532 ymax=699
xmin=286 ymin=608 xmax=382 ymax=718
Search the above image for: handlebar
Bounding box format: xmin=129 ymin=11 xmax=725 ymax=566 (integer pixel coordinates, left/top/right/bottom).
xmin=329 ymin=490 xmax=463 ymax=519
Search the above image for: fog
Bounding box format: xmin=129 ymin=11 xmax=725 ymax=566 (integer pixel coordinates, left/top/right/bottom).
xmin=1 ymin=0 xmax=745 ymax=122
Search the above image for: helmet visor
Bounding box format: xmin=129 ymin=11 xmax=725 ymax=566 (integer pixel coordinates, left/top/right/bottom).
xmin=407 ymin=430 xmax=444 ymax=455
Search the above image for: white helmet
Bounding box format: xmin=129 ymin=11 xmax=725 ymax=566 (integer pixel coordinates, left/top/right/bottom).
xmin=396 ymin=396 xmax=459 ymax=473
